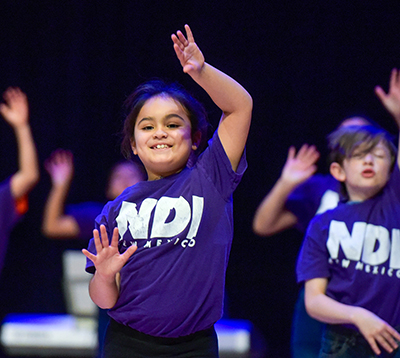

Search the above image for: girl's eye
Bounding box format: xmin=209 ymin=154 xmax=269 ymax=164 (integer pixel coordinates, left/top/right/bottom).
xmin=167 ymin=123 xmax=180 ymax=128
xmin=142 ymin=125 xmax=153 ymax=130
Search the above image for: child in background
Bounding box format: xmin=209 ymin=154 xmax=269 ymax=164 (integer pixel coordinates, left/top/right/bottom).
xmin=0 ymin=87 xmax=39 ymax=274
xmin=252 ymin=117 xmax=372 ymax=358
xmin=82 ymin=24 xmax=252 ymax=358
xmin=42 ymin=149 xmax=146 ymax=241
xmin=296 ymin=68 xmax=400 ymax=358
xmin=42 ymin=149 xmax=146 ymax=357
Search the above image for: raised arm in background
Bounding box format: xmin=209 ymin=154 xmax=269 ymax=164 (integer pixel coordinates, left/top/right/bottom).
xmin=42 ymin=149 xmax=80 ymax=238
xmin=0 ymin=87 xmax=39 ymax=199
xmin=253 ymin=144 xmax=319 ymax=236
xmin=375 ymin=67 xmax=400 ymax=167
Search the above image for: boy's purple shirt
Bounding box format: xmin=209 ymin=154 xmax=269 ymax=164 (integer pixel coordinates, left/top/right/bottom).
xmin=297 ymin=164 xmax=400 ymax=329
xmin=286 ymin=174 xmax=341 ymax=233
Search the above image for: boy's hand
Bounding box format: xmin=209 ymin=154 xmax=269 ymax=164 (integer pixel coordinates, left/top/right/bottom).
xmin=0 ymin=87 xmax=29 ymax=128
xmin=280 ymin=144 xmax=320 ymax=186
xmin=171 ymin=24 xmax=205 ymax=75
xmin=353 ymin=306 xmax=400 ymax=355
xmin=375 ymin=68 xmax=400 ymax=127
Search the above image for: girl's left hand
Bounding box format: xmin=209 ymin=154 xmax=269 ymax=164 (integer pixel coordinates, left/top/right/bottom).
xmin=171 ymin=24 xmax=204 ymax=75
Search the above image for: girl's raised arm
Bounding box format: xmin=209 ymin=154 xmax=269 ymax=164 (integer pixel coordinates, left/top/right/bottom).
xmin=172 ymin=25 xmax=253 ymax=171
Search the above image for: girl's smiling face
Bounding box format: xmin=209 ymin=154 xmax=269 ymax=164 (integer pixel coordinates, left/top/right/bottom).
xmin=131 ymin=95 xmax=195 ymax=181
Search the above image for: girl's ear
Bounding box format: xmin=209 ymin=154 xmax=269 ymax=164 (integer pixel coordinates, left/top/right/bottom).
xmin=330 ymin=162 xmax=346 ymax=182
xmin=192 ymin=131 xmax=202 ymax=151
xmin=131 ymin=140 xmax=138 ymax=155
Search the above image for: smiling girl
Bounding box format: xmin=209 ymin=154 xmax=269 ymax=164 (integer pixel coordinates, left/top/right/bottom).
xmin=82 ymin=24 xmax=252 ymax=358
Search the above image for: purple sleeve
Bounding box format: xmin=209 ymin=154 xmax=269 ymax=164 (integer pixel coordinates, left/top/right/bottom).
xmin=0 ymin=180 xmax=19 ymax=274
xmin=296 ymin=216 xmax=331 ymax=284
xmin=197 ymin=131 xmax=247 ymax=200
xmin=286 ymin=175 xmax=339 ymax=233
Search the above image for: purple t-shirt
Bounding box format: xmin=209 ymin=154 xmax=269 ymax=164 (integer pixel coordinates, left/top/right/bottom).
xmin=296 ymin=164 xmax=400 ymax=329
xmin=286 ymin=174 xmax=341 ymax=233
xmin=86 ymin=132 xmax=247 ymax=337
xmin=0 ymin=180 xmax=19 ymax=274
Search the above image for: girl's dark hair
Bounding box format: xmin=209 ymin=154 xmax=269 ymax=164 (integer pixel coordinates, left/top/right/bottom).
xmin=328 ymin=125 xmax=397 ymax=168
xmin=121 ymin=79 xmax=209 ymax=161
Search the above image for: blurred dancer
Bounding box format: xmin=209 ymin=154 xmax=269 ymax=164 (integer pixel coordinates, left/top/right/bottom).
xmin=0 ymin=87 xmax=39 ymax=274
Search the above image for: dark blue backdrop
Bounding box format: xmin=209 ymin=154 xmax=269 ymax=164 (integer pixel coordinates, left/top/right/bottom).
xmin=1 ymin=1 xmax=400 ymax=357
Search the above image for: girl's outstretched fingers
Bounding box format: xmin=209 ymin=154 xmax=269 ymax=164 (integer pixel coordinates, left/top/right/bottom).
xmin=92 ymin=228 xmax=104 ymax=254
xmin=99 ymin=224 xmax=110 ymax=247
xmin=82 ymin=248 xmax=95 ymax=262
xmin=110 ymin=227 xmax=120 ymax=248
xmin=184 ymin=24 xmax=194 ymax=42
xmin=121 ymin=243 xmax=138 ymax=263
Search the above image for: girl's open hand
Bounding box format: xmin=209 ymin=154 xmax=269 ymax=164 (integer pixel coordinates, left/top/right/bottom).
xmin=171 ymin=24 xmax=204 ymax=75
xmin=82 ymin=225 xmax=137 ymax=280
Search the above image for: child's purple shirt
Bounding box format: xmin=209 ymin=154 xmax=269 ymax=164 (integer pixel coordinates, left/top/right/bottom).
xmin=86 ymin=132 xmax=247 ymax=337
xmin=297 ymin=164 xmax=400 ymax=329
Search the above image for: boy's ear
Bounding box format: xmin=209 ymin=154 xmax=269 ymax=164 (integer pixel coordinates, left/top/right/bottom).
xmin=330 ymin=162 xmax=346 ymax=182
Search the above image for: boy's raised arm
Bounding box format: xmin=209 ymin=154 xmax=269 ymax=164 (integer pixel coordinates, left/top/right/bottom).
xmin=172 ymin=25 xmax=253 ymax=171
xmin=375 ymin=68 xmax=400 ymax=167
xmin=0 ymin=87 xmax=39 ymax=199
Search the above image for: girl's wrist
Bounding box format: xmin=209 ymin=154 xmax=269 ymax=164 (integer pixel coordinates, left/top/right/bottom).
xmin=94 ymin=270 xmax=118 ymax=285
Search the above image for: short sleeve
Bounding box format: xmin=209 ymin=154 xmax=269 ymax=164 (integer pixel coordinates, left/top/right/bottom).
xmin=196 ymin=131 xmax=247 ymax=201
xmin=296 ymin=216 xmax=331 ymax=284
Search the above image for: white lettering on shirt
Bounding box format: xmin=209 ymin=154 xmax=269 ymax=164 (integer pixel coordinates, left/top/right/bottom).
xmin=115 ymin=195 xmax=204 ymax=249
xmin=326 ymin=221 xmax=400 ymax=277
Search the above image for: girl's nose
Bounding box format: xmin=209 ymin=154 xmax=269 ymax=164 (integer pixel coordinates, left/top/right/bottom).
xmin=153 ymin=128 xmax=167 ymax=138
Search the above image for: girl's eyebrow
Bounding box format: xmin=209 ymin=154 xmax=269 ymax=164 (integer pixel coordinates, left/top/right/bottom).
xmin=137 ymin=116 xmax=154 ymax=125
xmin=165 ymin=113 xmax=186 ymax=121
xmin=137 ymin=113 xmax=186 ymax=125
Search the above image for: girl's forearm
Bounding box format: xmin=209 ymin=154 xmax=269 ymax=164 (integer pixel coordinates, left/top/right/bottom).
xmin=190 ymin=63 xmax=252 ymax=117
xmin=89 ymin=271 xmax=120 ymax=309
